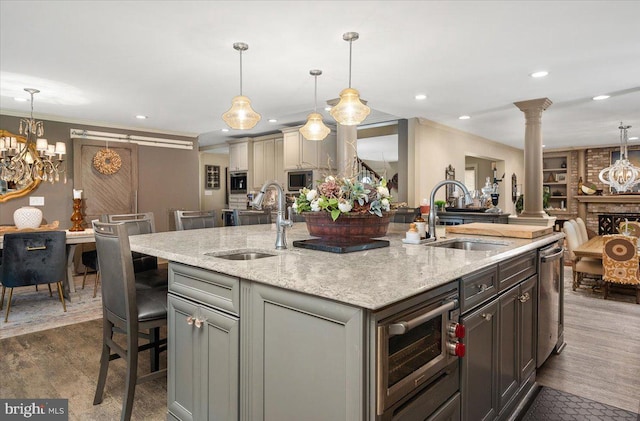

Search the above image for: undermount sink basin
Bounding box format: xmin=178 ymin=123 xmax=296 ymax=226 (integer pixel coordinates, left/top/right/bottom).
xmin=428 ymin=239 xmax=510 ymax=251
xmin=206 ymin=250 xmax=277 ymax=261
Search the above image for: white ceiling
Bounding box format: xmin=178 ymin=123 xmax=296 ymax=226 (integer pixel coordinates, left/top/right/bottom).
xmin=1 ymin=1 xmax=639 ymax=152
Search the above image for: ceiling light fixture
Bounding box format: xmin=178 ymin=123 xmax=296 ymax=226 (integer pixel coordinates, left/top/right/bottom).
xmin=329 ymin=32 xmax=370 ymax=126
xmin=14 ymin=97 xmax=27 ymax=102
xmin=222 ymin=42 xmax=261 ymax=130
xmin=136 ymin=115 xmax=147 ymax=119
xmin=268 ymin=119 xmax=277 ymax=123
xmin=530 ymin=71 xmax=549 ymax=78
xmin=599 ymin=122 xmax=640 ymax=193
xmin=300 ymin=69 xmax=331 ymax=141
xmin=1 ymin=88 xmax=66 ymax=186
xmin=415 ymin=94 xmax=427 ymax=100
xmin=629 ymin=136 xmax=639 ymax=141
xmin=592 ymin=95 xmax=610 ymax=101
xmin=458 ymin=115 xmax=471 ymax=120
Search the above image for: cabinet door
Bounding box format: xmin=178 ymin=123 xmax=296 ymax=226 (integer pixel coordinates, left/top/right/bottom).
xmin=263 ymin=138 xmax=275 ymax=182
xmin=274 ymin=137 xmax=285 ymax=187
xmin=461 ymin=299 xmax=499 ymax=421
xmin=283 ymin=131 xmax=301 ymax=169
xmin=168 ymin=295 xmax=239 ymax=421
xmin=230 ymin=142 xmax=249 ymax=171
xmin=301 ymin=136 xmax=319 ymax=168
xmin=498 ymin=286 xmax=519 ymax=411
xmin=248 ymin=282 xmax=364 ymax=421
xmin=168 ymin=295 xmax=198 ymax=421
xmin=252 ymin=140 xmax=265 ymax=189
xmin=518 ymin=276 xmax=537 ymax=382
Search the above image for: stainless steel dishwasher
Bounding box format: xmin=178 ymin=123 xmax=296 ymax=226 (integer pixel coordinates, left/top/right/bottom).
xmin=537 ymin=242 xmax=566 ymax=367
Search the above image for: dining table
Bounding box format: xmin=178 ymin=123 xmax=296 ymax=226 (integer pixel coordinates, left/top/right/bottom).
xmin=0 ymin=228 xmax=96 ymax=299
xmin=573 ymin=235 xmax=605 ymax=260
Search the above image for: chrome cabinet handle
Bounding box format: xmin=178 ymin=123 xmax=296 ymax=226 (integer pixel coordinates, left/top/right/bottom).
xmin=518 ymin=292 xmax=531 ymax=303
xmin=481 ymin=313 xmax=493 ymax=321
xmin=477 ymin=284 xmax=488 ymax=292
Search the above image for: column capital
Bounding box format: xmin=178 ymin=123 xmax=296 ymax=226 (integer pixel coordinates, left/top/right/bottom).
xmin=514 ymin=97 xmax=553 ymax=113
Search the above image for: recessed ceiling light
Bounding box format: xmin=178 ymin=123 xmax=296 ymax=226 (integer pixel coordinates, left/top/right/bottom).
xmin=135 ymin=115 xmax=148 ymax=119
xmin=629 ymin=136 xmax=639 ymax=141
xmin=221 ymin=128 xmax=229 ymax=132
xmin=530 ymin=71 xmax=549 ymax=78
xmin=14 ymin=97 xmax=27 ymax=102
xmin=542 ymin=144 xmax=546 ymax=148
xmin=592 ymin=95 xmax=610 ymax=101
xmin=458 ymin=115 xmax=471 ymax=120
xmin=324 ymin=106 xmax=332 ymax=111
xmin=268 ymin=119 xmax=277 ymax=123
xmin=415 ymin=94 xmax=427 ymax=100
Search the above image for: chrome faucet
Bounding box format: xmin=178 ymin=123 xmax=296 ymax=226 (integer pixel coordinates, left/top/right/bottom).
xmin=428 ymin=180 xmax=472 ymax=241
xmin=251 ymin=181 xmax=293 ymax=250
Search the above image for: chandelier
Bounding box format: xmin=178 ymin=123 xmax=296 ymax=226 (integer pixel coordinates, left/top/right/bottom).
xmin=329 ymin=32 xmax=371 ymax=126
xmin=222 ymin=42 xmax=261 ymax=130
xmin=0 ymin=88 xmax=66 ymax=188
xmin=599 ymin=122 xmax=639 ymax=193
xmin=299 ymin=69 xmax=331 ymax=141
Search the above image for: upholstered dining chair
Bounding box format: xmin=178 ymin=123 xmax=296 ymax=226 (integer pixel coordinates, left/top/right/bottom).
xmin=174 ymin=209 xmax=216 ymax=230
xmin=92 ymin=221 xmax=168 ymax=421
xmin=602 ymin=234 xmax=640 ymax=304
xmin=563 ymin=222 xmax=603 ymax=290
xmin=232 ymin=209 xmax=272 ymax=226
xmin=567 ymin=219 xmax=586 ymax=245
xmin=575 ymin=217 xmax=591 ymax=243
xmin=0 ymin=231 xmax=67 ymax=322
xmin=619 ymin=220 xmax=640 ymax=237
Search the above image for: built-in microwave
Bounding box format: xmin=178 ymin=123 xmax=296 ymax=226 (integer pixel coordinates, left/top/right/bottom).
xmin=287 ymin=170 xmax=313 ymax=192
xmin=229 ymin=172 xmax=248 ymax=194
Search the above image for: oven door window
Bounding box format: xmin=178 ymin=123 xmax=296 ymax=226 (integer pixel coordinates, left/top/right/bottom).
xmin=387 ymin=315 xmax=443 ymax=388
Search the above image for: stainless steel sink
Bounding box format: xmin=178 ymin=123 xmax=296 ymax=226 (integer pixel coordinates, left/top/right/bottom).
xmin=428 ymin=239 xmax=510 ymax=251
xmin=206 ymin=251 xmax=277 ymax=260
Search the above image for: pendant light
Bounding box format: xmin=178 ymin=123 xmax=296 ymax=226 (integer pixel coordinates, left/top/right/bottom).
xmin=299 ymin=70 xmax=331 ymax=141
xmin=222 ymin=42 xmax=261 ymax=130
xmin=599 ymin=122 xmax=640 ymax=193
xmin=329 ymin=32 xmax=370 ymax=126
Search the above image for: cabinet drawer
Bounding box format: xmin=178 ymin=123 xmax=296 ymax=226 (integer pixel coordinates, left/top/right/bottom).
xmin=460 ymin=265 xmax=498 ymax=314
xmin=498 ymin=250 xmax=537 ymax=292
xmin=169 ymin=262 xmax=240 ymax=315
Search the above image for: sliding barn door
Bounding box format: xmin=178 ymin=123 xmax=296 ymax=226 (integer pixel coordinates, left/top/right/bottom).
xmin=73 ymin=139 xmax=139 ymax=224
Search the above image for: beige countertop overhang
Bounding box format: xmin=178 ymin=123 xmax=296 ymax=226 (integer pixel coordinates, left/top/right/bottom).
xmin=129 ymin=222 xmax=564 ymax=311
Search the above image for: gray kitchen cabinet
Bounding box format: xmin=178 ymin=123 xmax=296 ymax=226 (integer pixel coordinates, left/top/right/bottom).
xmin=167 ymin=263 xmax=241 ymax=421
xmin=246 ymin=281 xmax=365 ymax=421
xmin=461 ymin=299 xmax=499 ymax=421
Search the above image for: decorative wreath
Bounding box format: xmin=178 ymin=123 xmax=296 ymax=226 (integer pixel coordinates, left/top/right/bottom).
xmin=93 ymin=148 xmax=122 ymax=175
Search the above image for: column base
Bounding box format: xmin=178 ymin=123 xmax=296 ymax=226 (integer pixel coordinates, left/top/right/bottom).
xmin=509 ymin=214 xmax=556 ymax=228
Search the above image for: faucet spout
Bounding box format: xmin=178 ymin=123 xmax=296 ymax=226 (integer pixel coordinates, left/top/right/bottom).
xmin=428 ymin=180 xmax=471 ymax=241
xmin=253 ymin=181 xmax=293 ymax=250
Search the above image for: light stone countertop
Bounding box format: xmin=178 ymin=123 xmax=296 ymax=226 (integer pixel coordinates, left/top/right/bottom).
xmin=129 ymin=222 xmax=564 ymax=311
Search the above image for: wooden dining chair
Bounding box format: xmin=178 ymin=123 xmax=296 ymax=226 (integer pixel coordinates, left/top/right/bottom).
xmin=174 ymin=210 xmax=216 ymax=230
xmin=0 ymin=231 xmax=67 ymax=322
xmin=563 ymin=222 xmax=603 ymax=290
xmin=602 ymin=234 xmax=640 ymax=304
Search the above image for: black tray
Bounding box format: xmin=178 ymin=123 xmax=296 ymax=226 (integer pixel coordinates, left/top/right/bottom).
xmin=292 ymin=239 xmax=390 ymax=253
xmin=443 ymin=207 xmax=487 ymax=213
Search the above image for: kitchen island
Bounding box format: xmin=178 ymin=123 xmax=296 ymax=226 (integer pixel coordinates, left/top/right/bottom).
xmin=129 ymin=222 xmax=563 ymax=421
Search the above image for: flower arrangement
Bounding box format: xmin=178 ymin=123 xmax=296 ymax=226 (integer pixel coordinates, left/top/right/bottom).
xmin=293 ymin=175 xmax=392 ymax=221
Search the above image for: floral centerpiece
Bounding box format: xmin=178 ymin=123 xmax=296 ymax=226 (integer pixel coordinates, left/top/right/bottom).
xmin=293 ymin=175 xmax=394 ymax=241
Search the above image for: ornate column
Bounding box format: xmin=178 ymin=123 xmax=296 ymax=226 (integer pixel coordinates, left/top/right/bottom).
xmin=512 ymin=98 xmax=555 ymax=225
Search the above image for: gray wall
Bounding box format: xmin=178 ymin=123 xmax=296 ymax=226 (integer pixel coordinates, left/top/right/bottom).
xmin=1 ymin=114 xmax=199 ymax=232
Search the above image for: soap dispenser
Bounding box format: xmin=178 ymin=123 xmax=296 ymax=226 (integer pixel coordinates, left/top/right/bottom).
xmin=404 ymin=223 xmax=421 ymax=243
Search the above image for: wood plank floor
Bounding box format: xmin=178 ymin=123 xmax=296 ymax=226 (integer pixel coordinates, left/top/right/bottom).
xmin=1 ymin=270 xmax=639 ymax=419
xmin=536 ymin=268 xmax=640 ymax=414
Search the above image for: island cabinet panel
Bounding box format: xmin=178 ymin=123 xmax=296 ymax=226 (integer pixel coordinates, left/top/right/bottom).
xmin=497 ymin=250 xmax=536 ymax=292
xmin=460 ymin=265 xmax=498 ymax=314
xmin=247 ymin=282 xmax=365 ymax=421
xmin=461 ymin=299 xmax=499 ymax=421
xmin=497 ymin=286 xmax=519 ymax=411
xmin=168 ymin=295 xmax=239 ymax=421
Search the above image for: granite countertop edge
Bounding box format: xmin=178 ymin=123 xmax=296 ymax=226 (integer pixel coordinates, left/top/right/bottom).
xmin=129 ymin=223 xmax=563 ymax=311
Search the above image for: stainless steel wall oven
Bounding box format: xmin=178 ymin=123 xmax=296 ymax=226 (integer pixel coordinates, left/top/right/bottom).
xmin=229 ymin=172 xmax=247 ymax=194
xmin=375 ymin=284 xmax=465 ymax=419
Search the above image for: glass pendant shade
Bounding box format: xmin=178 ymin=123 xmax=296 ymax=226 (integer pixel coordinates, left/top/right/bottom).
xmin=300 ymin=112 xmax=331 ymax=141
xmin=222 ymin=95 xmax=261 ymax=130
xmin=598 ymin=123 xmax=639 ymax=193
xmin=329 ymin=88 xmax=371 ymax=126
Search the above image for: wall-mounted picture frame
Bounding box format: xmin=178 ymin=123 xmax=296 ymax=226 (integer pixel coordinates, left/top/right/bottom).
xmin=205 ymin=165 xmax=220 ymax=189
xmin=555 ymin=173 xmax=567 ymax=182
xmin=610 ymin=149 xmax=640 ymax=192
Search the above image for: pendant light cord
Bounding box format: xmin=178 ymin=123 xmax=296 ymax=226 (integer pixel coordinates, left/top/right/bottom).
xmin=239 ymin=49 xmax=243 ymax=96
xmin=313 ymin=75 xmax=318 ymax=112
xmin=348 ymin=39 xmax=353 ymax=88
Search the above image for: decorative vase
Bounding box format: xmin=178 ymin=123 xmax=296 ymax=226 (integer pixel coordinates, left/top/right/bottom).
xmin=13 ymin=206 xmax=43 ymax=229
xmin=302 ymin=211 xmax=394 ymax=242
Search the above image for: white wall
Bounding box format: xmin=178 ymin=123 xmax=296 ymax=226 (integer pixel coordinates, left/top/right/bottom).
xmin=410 ymin=119 xmax=525 ymax=214
xmin=199 ymin=152 xmax=229 ymax=227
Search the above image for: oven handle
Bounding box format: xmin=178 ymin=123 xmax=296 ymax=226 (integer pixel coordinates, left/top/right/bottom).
xmin=388 ymin=299 xmax=457 ymax=336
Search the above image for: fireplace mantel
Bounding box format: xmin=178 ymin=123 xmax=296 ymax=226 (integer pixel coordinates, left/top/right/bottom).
xmin=575 ymin=195 xmax=640 ymax=204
